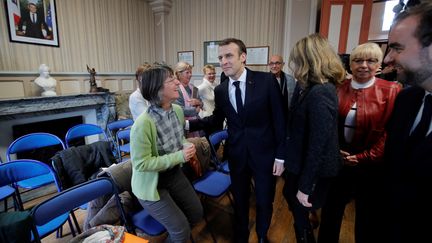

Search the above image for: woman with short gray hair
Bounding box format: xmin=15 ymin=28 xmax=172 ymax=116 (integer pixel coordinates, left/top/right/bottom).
xmin=130 ymin=64 xmax=203 ymax=242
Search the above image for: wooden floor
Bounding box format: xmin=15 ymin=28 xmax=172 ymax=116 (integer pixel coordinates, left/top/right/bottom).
xmin=32 ymin=177 xmax=355 ymax=243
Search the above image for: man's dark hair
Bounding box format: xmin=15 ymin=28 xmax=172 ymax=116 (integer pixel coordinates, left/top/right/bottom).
xmin=140 ymin=64 xmax=173 ymax=105
xmin=219 ymin=38 xmax=247 ymax=55
xmin=393 ymin=2 xmax=432 ymax=47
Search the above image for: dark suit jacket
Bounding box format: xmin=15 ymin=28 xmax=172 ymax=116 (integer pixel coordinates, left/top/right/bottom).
xmin=385 ymin=86 xmax=431 ymax=196
xmin=285 ymin=82 xmax=341 ymax=194
xmin=384 ymin=86 xmax=432 ymax=242
xmin=18 ymin=11 xmax=50 ymax=39
xmin=191 ymin=68 xmax=286 ymax=173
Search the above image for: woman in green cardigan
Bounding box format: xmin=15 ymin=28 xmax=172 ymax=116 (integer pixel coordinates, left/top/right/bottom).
xmin=130 ymin=64 xmax=203 ymax=242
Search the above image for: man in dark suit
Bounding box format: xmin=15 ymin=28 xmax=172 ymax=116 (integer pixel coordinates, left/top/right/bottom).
xmin=268 ymin=54 xmax=296 ymax=112
xmin=17 ymin=3 xmax=50 ymax=39
xmin=189 ymin=38 xmax=286 ymax=243
xmin=382 ymin=3 xmax=432 ymax=242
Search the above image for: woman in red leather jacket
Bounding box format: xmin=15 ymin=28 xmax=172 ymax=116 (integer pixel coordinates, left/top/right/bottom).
xmin=318 ymin=43 xmax=401 ymax=243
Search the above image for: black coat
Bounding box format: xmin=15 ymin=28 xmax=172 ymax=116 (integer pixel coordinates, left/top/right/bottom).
xmin=384 ymin=86 xmax=432 ymax=242
xmin=285 ymin=82 xmax=341 ymax=195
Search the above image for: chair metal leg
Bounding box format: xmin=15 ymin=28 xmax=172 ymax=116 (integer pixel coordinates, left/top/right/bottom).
xmin=14 ymin=187 xmax=24 ymax=211
xmin=3 ymin=198 xmax=7 ymax=212
xmin=12 ymin=194 xmax=19 ymax=211
xmin=67 ymin=216 xmax=77 ymax=237
xmin=70 ymin=210 xmax=81 ymax=234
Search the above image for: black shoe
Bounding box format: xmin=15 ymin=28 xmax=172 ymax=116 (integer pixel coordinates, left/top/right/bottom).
xmin=258 ymin=237 xmax=269 ymax=243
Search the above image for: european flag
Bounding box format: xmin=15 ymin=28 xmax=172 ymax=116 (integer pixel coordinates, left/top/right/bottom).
xmin=46 ymin=3 xmax=52 ymax=31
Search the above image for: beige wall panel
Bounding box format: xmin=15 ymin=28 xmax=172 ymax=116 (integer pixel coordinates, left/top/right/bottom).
xmin=0 ymin=81 xmax=25 ymax=98
xmin=59 ymin=80 xmax=82 ymax=95
xmin=165 ymin=0 xmax=286 ymax=74
xmin=121 ymin=79 xmax=135 ymax=91
xmin=104 ymin=79 xmax=120 ymax=92
xmin=0 ymin=0 xmax=155 ymax=72
xmin=30 ymin=81 xmax=42 ymax=97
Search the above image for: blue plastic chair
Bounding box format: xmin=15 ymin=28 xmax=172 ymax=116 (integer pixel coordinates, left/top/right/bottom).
xmin=107 ymin=119 xmax=133 ymax=142
xmin=6 ymin=132 xmax=66 ymax=206
xmin=31 ymin=177 xmax=130 ymax=243
xmin=0 ymin=159 xmax=74 ymax=241
xmin=209 ymin=130 xmax=230 ymax=173
xmin=193 ymin=167 xmax=232 ymax=242
xmin=0 ymin=185 xmax=17 ymax=211
xmin=98 ymin=162 xmax=167 ymax=237
xmin=117 ymin=128 xmax=131 ymax=160
xmin=107 ymin=119 xmax=133 ymax=161
xmin=65 ymin=123 xmax=108 ymax=148
xmin=0 ymin=156 xmax=18 ymax=212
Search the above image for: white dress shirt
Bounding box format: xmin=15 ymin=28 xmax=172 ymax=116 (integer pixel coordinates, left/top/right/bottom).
xmin=410 ymin=90 xmax=432 ymax=136
xmin=228 ymin=69 xmax=247 ymax=112
xmin=129 ymin=88 xmax=150 ymax=120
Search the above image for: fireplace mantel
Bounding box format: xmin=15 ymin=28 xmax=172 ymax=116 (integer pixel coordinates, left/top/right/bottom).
xmin=0 ymin=92 xmax=116 ymax=162
xmin=0 ymin=93 xmax=116 ymax=127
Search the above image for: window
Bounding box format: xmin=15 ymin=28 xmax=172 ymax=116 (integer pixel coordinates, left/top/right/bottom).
xmin=382 ymin=0 xmax=400 ymax=31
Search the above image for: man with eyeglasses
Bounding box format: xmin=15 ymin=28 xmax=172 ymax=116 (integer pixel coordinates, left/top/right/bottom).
xmin=268 ymin=55 xmax=296 ymax=113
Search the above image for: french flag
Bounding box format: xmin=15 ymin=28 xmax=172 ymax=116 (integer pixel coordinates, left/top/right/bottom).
xmin=10 ymin=0 xmax=21 ymax=26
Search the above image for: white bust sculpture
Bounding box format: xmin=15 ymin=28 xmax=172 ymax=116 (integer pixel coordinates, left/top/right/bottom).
xmin=35 ymin=64 xmax=57 ymax=96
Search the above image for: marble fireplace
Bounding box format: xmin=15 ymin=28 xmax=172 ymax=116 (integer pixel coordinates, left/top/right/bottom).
xmin=0 ymin=92 xmax=116 ymax=162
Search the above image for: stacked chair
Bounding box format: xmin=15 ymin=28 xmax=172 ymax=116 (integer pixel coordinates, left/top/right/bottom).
xmin=30 ymin=177 xmax=130 ymax=242
xmin=116 ymin=128 xmax=131 ymax=161
xmin=97 ymin=161 xmax=167 ymax=238
xmin=65 ymin=123 xmax=108 ymax=148
xmin=0 ymin=159 xmax=74 ymax=242
xmin=208 ymin=129 xmax=230 ymax=173
xmin=190 ymin=135 xmax=233 ymax=242
xmin=107 ymin=119 xmax=133 ymax=162
xmin=0 ymin=156 xmax=19 ymax=212
xmin=6 ymin=132 xmax=66 ymax=209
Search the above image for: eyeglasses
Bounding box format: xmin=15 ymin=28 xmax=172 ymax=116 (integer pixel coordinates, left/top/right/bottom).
xmin=352 ymin=58 xmax=379 ymax=65
xmin=268 ymin=62 xmax=283 ymax=66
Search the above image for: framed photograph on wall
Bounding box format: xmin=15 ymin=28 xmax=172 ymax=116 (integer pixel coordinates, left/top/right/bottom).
xmin=5 ymin=0 xmax=60 ymax=47
xmin=204 ymin=40 xmax=222 ymax=66
xmin=246 ymin=46 xmax=269 ymax=65
xmin=177 ymin=51 xmax=194 ymax=66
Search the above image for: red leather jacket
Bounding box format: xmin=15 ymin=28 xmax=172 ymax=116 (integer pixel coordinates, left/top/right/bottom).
xmin=337 ymin=78 xmax=401 ymax=163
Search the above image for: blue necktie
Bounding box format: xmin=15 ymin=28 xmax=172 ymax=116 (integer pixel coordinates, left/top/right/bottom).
xmin=411 ymin=94 xmax=432 ymax=141
xmin=32 ymin=13 xmax=36 ymax=23
xmin=233 ymin=81 xmax=244 ymax=116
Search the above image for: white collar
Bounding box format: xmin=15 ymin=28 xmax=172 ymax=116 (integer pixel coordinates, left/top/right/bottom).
xmin=229 ymin=68 xmax=247 ymax=85
xmin=351 ymin=77 xmax=375 ymax=89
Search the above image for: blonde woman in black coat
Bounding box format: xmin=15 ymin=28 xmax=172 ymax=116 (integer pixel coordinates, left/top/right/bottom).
xmin=283 ymin=33 xmax=345 ymax=243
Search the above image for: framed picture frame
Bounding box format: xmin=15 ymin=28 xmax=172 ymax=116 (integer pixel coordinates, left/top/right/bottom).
xmin=246 ymin=46 xmax=269 ymax=66
xmin=203 ymin=40 xmax=222 ymax=66
xmin=4 ymin=0 xmax=60 ymax=47
xmin=177 ymin=51 xmax=194 ymax=66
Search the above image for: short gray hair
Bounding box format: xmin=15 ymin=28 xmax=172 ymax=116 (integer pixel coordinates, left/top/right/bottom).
xmin=140 ymin=64 xmax=174 ymax=106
